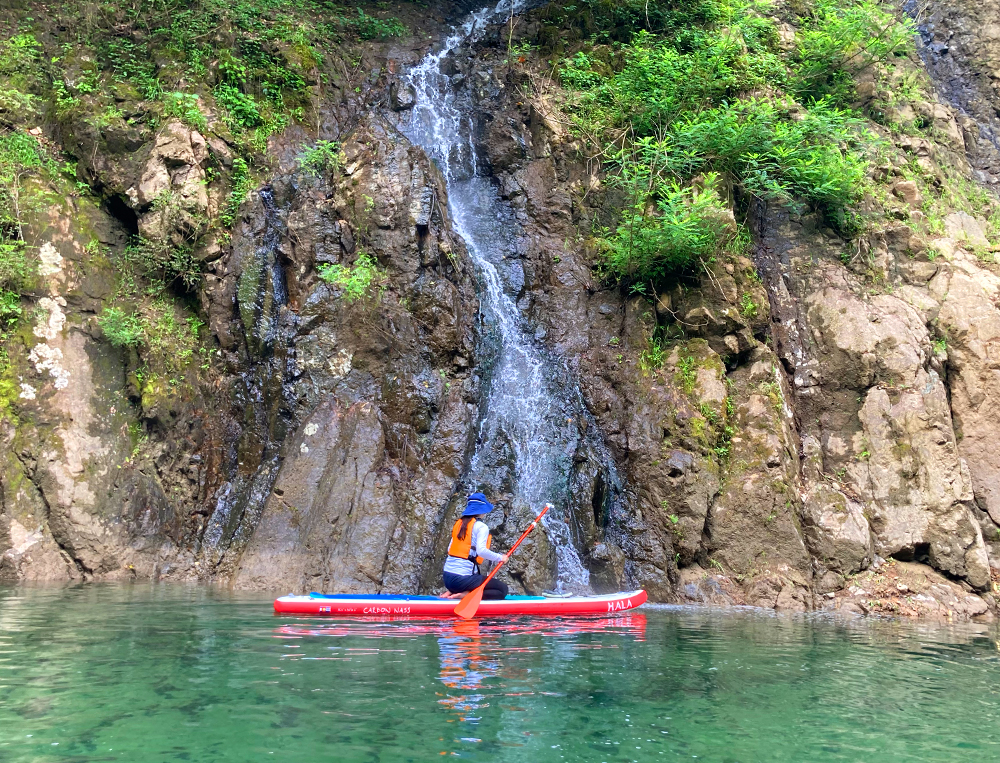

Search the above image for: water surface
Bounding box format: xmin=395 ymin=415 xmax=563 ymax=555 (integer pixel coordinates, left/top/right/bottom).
xmin=2 ymin=585 xmax=999 ymax=761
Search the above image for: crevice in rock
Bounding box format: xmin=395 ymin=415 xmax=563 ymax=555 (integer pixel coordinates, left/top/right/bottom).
xmin=891 ymin=542 xmax=932 ymax=565
xmin=591 ymin=472 xmax=607 ymax=529
xmin=103 ymin=194 xmax=140 ymax=237
xmin=13 ymin=450 xmax=91 ymax=578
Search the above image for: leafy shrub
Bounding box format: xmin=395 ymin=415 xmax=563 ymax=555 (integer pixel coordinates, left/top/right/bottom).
xmin=114 ymin=192 xmax=205 ymax=291
xmin=558 ymin=0 xmax=877 ymax=286
xmin=0 ymin=241 xmax=29 ymax=292
xmin=656 ymin=99 xmax=869 ymax=216
xmin=561 ymin=27 xmax=784 ymax=137
xmin=0 ymin=288 xmax=20 ymax=326
xmin=100 ymin=37 xmax=162 ymax=100
xmin=543 ymin=0 xmax=724 ymax=44
xmin=248 ymin=112 xmax=288 ymax=154
xmin=344 ymin=9 xmax=407 ymax=40
xmin=0 ymin=131 xmax=45 ymax=299
xmin=600 ymin=180 xmax=727 ymax=282
xmin=127 ymin=238 xmax=202 ymax=291
xmin=0 ymin=32 xmax=41 ymax=117
xmin=214 ymin=82 xmax=262 ymax=131
xmin=297 ymin=140 xmax=342 ymax=176
xmin=99 ymin=307 xmax=144 ymax=348
xmin=639 ymin=336 xmax=667 ymax=372
xmin=317 ymin=252 xmax=386 ymax=302
xmin=163 ymin=92 xmax=208 ymax=132
xmin=141 ymin=301 xmax=202 ymax=373
xmin=791 ymin=0 xmax=915 ymax=107
xmin=99 ymin=300 xmax=204 ymax=382
xmin=0 ymin=33 xmax=40 ymax=74
xmin=0 ymin=129 xmax=44 ymax=203
xmin=221 ymin=157 xmax=253 ymax=228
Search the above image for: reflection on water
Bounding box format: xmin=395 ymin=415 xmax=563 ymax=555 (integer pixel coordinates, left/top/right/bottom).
xmin=3 ymin=586 xmax=1000 ymax=762
xmin=437 ymin=620 xmax=498 ymax=721
xmin=278 ymin=616 xmax=647 ymax=729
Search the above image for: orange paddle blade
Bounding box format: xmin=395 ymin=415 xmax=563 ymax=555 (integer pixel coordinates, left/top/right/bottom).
xmin=453 ymin=583 xmax=485 ymax=620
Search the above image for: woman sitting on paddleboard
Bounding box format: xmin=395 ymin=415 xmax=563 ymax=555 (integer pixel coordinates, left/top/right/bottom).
xmin=443 ymin=493 xmax=509 ymax=600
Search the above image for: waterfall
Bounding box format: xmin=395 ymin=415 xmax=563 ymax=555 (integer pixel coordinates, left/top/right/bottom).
xmin=404 ymin=1 xmax=617 ymax=591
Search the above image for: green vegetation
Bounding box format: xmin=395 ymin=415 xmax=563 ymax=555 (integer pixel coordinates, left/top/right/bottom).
xmin=318 ymin=252 xmax=386 ymax=302
xmin=344 ymin=8 xmax=407 ymax=39
xmin=599 ymin=177 xmax=728 ymax=283
xmin=163 ymin=92 xmax=208 ymax=132
xmin=0 ymin=2 xmax=413 ymax=416
xmin=98 ymin=307 xmax=144 ymax=348
xmin=297 ymin=140 xmax=342 ymax=177
xmin=32 ymin=0 xmax=409 ymax=235
xmin=0 ymin=125 xmax=53 ymax=326
xmin=675 ymin=353 xmax=697 ymax=395
xmin=129 ymin=191 xmax=205 ymax=291
xmin=0 ymin=32 xmax=41 ymax=115
xmin=639 ymin=336 xmax=667 ymax=372
xmin=791 ymin=0 xmax=914 ymax=107
xmin=552 ymin=0 xmax=913 ymax=287
xmin=99 ymin=297 xmax=206 ymax=385
xmin=221 ymin=158 xmax=253 ymax=228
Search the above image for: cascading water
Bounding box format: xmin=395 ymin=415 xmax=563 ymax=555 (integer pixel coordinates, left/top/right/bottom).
xmin=405 ymin=1 xmax=624 ymax=591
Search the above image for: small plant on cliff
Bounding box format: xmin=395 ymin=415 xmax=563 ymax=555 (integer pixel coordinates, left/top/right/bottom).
xmin=675 ymin=354 xmax=698 ymax=395
xmin=600 ymin=178 xmax=727 ymax=283
xmin=639 ymin=336 xmax=667 ymax=372
xmin=0 ymin=129 xmax=45 ymax=241
xmin=99 ymin=307 xmax=143 ymax=348
xmin=318 ymin=252 xmax=386 ymax=302
xmin=0 ymin=129 xmax=48 ymax=305
xmin=220 ymin=158 xmax=253 ymax=228
xmin=0 ymin=32 xmax=40 ymax=74
xmin=791 ymin=0 xmax=916 ymax=107
xmin=297 ymin=140 xmax=342 ymax=177
xmin=0 ymin=288 xmax=20 ymax=326
xmin=163 ymin=92 xmax=208 ymax=133
xmin=341 ymin=8 xmax=407 ymax=40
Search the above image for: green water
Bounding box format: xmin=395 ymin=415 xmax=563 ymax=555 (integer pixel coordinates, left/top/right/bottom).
xmin=2 ymin=586 xmax=1000 ymax=762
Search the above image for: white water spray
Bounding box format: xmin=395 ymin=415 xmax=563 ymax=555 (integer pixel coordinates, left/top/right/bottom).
xmin=404 ymin=1 xmax=592 ymax=590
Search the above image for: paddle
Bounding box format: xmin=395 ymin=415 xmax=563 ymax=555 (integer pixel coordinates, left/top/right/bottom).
xmin=454 ymin=503 xmax=552 ymax=620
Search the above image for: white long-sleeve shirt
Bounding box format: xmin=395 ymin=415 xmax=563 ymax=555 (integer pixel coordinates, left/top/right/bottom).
xmin=443 ymin=519 xmax=504 ymax=576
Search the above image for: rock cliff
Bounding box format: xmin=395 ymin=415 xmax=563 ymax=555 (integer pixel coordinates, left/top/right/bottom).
xmin=2 ymin=0 xmax=1000 ymax=621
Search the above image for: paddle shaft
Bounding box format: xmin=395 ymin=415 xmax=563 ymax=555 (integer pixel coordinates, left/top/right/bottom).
xmin=479 ymin=503 xmax=551 ymax=588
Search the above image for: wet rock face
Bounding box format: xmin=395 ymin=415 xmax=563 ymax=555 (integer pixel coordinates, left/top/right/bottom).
xmin=1 ymin=106 xmax=482 ymax=589
xmin=231 ymin=117 xmax=481 ymax=592
xmin=906 ymin=0 xmax=1000 ymax=189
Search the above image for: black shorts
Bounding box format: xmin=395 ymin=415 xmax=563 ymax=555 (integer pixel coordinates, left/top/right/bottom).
xmin=442 ymin=571 xmax=508 ymax=600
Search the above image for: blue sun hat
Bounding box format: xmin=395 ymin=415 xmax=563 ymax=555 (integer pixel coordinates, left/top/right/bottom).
xmin=462 ymin=492 xmax=494 ymax=517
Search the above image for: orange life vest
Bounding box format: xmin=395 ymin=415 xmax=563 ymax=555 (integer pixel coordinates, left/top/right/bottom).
xmin=448 ymin=518 xmax=491 ymax=565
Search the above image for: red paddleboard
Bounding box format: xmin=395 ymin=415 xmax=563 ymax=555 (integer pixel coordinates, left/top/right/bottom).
xmin=274 ymin=590 xmax=647 ymax=618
